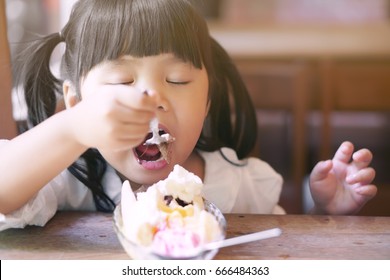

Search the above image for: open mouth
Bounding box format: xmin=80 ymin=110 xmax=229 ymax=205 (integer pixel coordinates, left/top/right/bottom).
xmin=134 ymin=130 xmax=172 ymax=163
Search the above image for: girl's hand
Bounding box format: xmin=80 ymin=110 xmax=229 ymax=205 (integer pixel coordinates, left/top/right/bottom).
xmin=309 ymin=141 xmax=377 ymax=215
xmin=67 ymin=85 xmax=156 ymax=151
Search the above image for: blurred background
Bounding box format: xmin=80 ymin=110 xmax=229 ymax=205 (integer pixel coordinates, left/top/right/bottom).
xmin=3 ymin=0 xmax=390 ymax=215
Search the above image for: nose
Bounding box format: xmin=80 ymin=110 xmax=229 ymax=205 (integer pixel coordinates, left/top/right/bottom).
xmin=144 ymin=89 xmax=169 ymax=112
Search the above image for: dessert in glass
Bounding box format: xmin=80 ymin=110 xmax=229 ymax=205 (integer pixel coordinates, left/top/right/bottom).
xmin=113 ymin=165 xmax=226 ymax=260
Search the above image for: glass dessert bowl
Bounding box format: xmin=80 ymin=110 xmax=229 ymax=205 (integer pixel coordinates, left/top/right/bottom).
xmin=113 ymin=200 xmax=226 ymax=260
xmin=113 ymin=165 xmax=227 ymax=260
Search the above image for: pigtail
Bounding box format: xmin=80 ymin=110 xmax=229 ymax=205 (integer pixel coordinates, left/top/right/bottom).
xmin=15 ymin=33 xmax=63 ymax=127
xmin=201 ymin=38 xmax=257 ymax=159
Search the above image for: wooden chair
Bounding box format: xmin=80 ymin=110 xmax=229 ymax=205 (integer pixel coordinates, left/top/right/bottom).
xmin=236 ymin=60 xmax=310 ymax=214
xmin=319 ymin=59 xmax=390 ymax=216
xmin=319 ymin=59 xmax=390 ymax=159
xmin=0 ymin=0 xmax=17 ymax=139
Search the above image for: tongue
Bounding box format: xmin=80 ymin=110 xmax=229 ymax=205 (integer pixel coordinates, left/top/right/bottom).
xmin=136 ymin=143 xmax=161 ymax=161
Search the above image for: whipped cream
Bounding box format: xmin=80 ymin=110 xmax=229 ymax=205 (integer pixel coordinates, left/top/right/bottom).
xmin=120 ymin=165 xmax=222 ymax=258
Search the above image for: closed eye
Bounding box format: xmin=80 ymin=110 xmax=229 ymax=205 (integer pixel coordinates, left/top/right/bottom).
xmin=107 ymin=81 xmax=134 ymax=85
xmin=120 ymin=81 xmax=134 ymax=85
xmin=166 ymin=80 xmax=190 ymax=85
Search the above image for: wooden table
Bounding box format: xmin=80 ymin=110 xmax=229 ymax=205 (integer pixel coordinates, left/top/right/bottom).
xmin=0 ymin=212 xmax=389 ymax=260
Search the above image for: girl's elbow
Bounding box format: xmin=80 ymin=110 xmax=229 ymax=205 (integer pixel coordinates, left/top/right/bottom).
xmin=0 ymin=191 xmax=24 ymax=215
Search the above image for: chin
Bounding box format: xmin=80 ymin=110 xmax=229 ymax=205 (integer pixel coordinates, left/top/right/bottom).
xmin=124 ymin=160 xmax=175 ymax=185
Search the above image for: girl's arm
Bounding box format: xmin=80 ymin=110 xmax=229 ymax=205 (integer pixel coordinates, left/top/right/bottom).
xmin=0 ymin=86 xmax=157 ymax=214
xmin=0 ymin=110 xmax=86 ymax=214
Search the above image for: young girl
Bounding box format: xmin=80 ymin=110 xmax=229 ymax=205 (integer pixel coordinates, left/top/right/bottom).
xmin=0 ymin=0 xmax=376 ymax=230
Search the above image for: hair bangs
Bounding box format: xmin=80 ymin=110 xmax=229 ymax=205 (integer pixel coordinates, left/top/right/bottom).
xmin=115 ymin=0 xmax=207 ymax=69
xmin=71 ymin=0 xmax=207 ymax=76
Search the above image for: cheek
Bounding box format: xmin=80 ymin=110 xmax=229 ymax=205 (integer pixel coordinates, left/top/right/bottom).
xmin=99 ymin=148 xmax=134 ymax=167
xmin=176 ymin=100 xmax=208 ymax=148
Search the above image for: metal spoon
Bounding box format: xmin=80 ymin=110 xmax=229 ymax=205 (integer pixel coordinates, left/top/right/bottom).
xmin=203 ymin=227 xmax=282 ymax=251
xmin=144 ymin=118 xmax=175 ymax=145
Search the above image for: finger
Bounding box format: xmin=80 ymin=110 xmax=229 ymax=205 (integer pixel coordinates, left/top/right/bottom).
xmin=310 ymin=160 xmax=333 ymax=182
xmin=332 ymin=141 xmax=354 ymax=163
xmin=113 ymin=122 xmax=152 ymax=140
xmin=111 ymin=105 xmax=155 ymax=124
xmin=355 ymin=184 xmax=378 ymax=198
xmin=346 ymin=167 xmax=376 ymax=185
xmin=103 ymin=130 xmax=150 ymax=151
xmin=351 ymin=148 xmax=373 ymax=169
xmin=111 ymin=85 xmax=158 ymax=111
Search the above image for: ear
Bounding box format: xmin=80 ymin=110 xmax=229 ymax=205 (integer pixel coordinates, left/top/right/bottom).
xmin=63 ymin=80 xmax=79 ymax=108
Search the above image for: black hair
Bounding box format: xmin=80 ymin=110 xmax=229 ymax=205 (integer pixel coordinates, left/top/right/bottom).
xmin=15 ymin=0 xmax=257 ymax=212
xmin=198 ymin=37 xmax=257 ymax=158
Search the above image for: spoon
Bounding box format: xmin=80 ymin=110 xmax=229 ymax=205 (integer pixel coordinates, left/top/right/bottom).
xmin=203 ymin=227 xmax=282 ymax=251
xmin=145 ymin=118 xmax=175 ymax=145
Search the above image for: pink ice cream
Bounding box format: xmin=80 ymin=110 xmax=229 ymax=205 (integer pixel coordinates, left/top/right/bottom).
xmin=152 ymin=228 xmax=201 ymax=257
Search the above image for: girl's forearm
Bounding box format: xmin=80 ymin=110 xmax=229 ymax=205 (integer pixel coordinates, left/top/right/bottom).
xmin=0 ymin=110 xmax=87 ymax=214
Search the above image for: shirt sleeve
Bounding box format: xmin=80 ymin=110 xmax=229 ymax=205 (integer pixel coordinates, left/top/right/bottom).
xmin=0 ymin=170 xmax=95 ymax=231
xmin=0 ymin=181 xmax=59 ymax=231
xmin=0 ymin=164 xmax=122 ymax=231
xmin=0 ymin=139 xmax=59 ymax=231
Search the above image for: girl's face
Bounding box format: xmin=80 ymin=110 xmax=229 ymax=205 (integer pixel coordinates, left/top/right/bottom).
xmin=78 ymin=53 xmax=209 ymax=186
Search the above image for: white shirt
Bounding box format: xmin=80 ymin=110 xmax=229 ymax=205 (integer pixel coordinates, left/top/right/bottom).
xmin=0 ymin=147 xmax=284 ymax=231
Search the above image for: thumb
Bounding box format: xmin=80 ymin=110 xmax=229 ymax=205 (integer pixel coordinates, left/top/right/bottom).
xmin=310 ymin=160 xmax=333 ymax=182
xmin=333 ymin=141 xmax=354 ymax=164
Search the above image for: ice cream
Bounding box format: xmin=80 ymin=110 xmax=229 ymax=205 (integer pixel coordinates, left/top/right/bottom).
xmin=119 ymin=165 xmax=224 ymax=258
